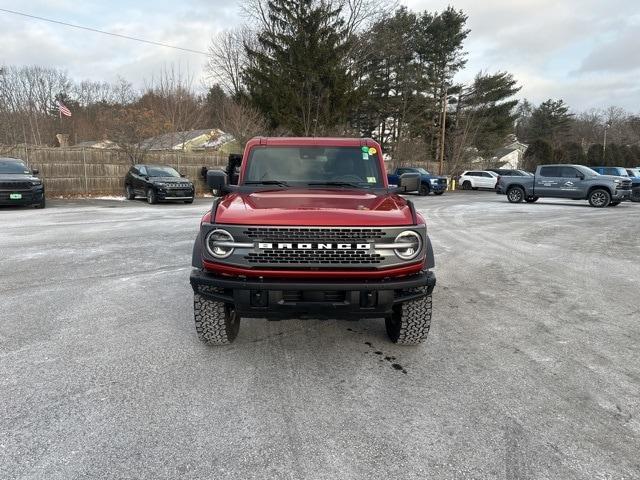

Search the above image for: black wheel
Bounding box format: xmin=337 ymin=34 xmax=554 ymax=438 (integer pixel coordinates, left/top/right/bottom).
xmin=609 ymin=202 xmax=620 ymax=207
xmin=184 ymin=198 xmax=194 ymax=204
xmin=193 ymin=292 xmax=240 ymax=345
xmin=433 ymin=191 xmax=444 ymax=195
xmin=146 ymin=188 xmax=157 ymax=205
xmin=385 ymin=291 xmax=432 ymax=345
xmin=525 ymin=196 xmax=539 ymax=203
xmin=507 ymin=186 xmax=525 ymax=203
xmin=588 ymin=189 xmax=610 ymax=208
xmin=34 ymin=198 xmax=46 ymax=209
xmin=125 ymin=184 xmax=135 ymax=200
xmin=462 ymin=181 xmax=471 ymax=190
xmin=418 ymin=184 xmax=429 ymax=196
xmin=631 ymin=188 xmax=640 ymax=202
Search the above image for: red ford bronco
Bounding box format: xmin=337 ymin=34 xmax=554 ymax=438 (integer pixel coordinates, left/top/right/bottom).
xmin=190 ymin=137 xmax=436 ymax=345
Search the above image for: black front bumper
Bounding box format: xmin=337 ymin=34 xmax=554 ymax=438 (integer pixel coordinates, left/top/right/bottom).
xmin=190 ymin=269 xmax=436 ymax=319
xmin=156 ymin=189 xmax=194 ymax=201
xmin=0 ymin=189 xmax=44 ymax=206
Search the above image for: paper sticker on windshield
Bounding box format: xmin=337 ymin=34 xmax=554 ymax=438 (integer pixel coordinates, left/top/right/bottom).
xmin=368 ymin=147 xmax=377 ymax=155
xmin=362 ymin=152 xmax=369 ymax=160
xmin=367 ymin=176 xmax=376 ymax=183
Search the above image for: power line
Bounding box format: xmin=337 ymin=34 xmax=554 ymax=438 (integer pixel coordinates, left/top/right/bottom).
xmin=0 ymin=8 xmax=208 ymax=56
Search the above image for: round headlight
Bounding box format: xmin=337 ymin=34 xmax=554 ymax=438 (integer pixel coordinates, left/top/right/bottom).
xmin=206 ymin=229 xmax=235 ymax=259
xmin=394 ymin=230 xmax=422 ymax=260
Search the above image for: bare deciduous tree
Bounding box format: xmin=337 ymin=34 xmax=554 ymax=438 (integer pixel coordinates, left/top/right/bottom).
xmin=144 ymin=65 xmax=208 ymax=149
xmin=207 ymin=28 xmax=252 ymax=98
xmin=213 ymin=97 xmax=268 ymax=148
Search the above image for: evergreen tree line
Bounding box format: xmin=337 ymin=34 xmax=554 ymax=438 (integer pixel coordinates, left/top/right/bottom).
xmin=209 ymin=0 xmax=522 ymax=171
xmin=518 ymin=100 xmax=640 ymax=170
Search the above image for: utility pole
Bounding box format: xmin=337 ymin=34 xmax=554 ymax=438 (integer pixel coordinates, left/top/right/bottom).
xmin=438 ymin=84 xmax=448 ymax=176
xmin=603 ymin=122 xmax=610 ymax=163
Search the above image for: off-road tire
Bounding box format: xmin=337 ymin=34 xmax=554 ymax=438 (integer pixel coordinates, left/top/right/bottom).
xmin=34 ymin=198 xmax=46 ymax=209
xmin=588 ymin=188 xmax=610 ymax=208
xmin=525 ymin=196 xmax=539 ymax=203
xmin=418 ymin=184 xmax=429 ymax=196
xmin=609 ymin=201 xmax=620 ymax=207
xmin=507 ymin=186 xmax=525 ymax=203
xmin=125 ymin=185 xmax=135 ymax=200
xmin=631 ymin=188 xmax=640 ymax=202
xmin=462 ymin=181 xmax=471 ymax=190
xmin=193 ymin=292 xmax=240 ymax=345
xmin=146 ymin=188 xmax=157 ymax=205
xmin=385 ymin=292 xmax=432 ymax=345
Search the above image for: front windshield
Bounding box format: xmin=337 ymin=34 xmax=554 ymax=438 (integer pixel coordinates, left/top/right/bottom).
xmin=243 ymin=146 xmax=384 ymax=187
xmin=0 ymin=161 xmax=30 ymax=174
xmin=628 ymin=169 xmax=640 ymax=177
xmin=146 ymin=166 xmax=180 ymax=178
xmin=415 ymin=168 xmax=430 ymax=175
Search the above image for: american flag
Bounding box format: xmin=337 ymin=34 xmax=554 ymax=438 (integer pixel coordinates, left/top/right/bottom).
xmin=57 ymin=101 xmax=72 ymax=118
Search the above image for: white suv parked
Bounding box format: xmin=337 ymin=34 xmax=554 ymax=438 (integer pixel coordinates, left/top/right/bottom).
xmin=459 ymin=170 xmax=498 ymax=190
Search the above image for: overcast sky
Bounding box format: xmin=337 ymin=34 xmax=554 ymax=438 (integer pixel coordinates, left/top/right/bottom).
xmin=1 ymin=0 xmax=638 ymax=111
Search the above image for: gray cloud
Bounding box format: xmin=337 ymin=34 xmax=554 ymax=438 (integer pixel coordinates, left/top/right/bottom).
xmin=1 ymin=1 xmax=639 ymax=110
xmin=406 ymin=0 xmax=640 ymax=110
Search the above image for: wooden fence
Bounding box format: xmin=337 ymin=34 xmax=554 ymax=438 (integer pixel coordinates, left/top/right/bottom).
xmin=5 ymin=146 xmax=227 ymax=196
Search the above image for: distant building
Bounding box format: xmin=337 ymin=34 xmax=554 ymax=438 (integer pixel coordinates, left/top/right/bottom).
xmin=140 ymin=129 xmax=236 ymax=152
xmin=75 ymin=140 xmax=119 ymax=149
xmin=491 ymin=140 xmax=528 ymax=169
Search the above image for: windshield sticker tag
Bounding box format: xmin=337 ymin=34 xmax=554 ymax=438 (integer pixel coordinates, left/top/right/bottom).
xmin=361 ymin=146 xmax=369 ymax=153
xmin=367 ymin=176 xmax=376 ymax=183
xmin=368 ymin=147 xmax=377 ymax=155
xmin=362 ymin=152 xmax=369 ymax=160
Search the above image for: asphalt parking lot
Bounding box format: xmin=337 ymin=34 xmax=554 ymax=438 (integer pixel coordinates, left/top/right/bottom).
xmin=1 ymin=192 xmax=639 ymax=480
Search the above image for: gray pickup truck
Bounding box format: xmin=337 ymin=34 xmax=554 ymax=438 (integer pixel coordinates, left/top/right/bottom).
xmin=496 ymin=164 xmax=632 ymax=207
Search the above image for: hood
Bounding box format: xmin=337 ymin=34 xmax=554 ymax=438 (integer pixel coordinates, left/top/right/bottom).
xmin=151 ymin=176 xmax=192 ymax=183
xmin=597 ymin=175 xmax=631 ymax=182
xmin=0 ymin=174 xmax=38 ymax=182
xmin=422 ymin=174 xmax=446 ymax=180
xmin=215 ymin=188 xmax=415 ymax=226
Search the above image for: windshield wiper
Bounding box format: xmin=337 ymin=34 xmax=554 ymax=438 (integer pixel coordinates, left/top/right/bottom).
xmin=244 ymin=180 xmax=289 ymax=187
xmin=308 ymin=181 xmax=367 ymax=188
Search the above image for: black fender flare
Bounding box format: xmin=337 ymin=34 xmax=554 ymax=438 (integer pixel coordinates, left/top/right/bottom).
xmin=425 ymin=235 xmax=435 ymax=269
xmin=191 ymin=231 xmax=204 ymax=268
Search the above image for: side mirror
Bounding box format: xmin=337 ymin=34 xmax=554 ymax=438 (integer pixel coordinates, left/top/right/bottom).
xmin=397 ymin=172 xmax=420 ymax=193
xmin=180 ymin=172 xmax=186 ymax=177
xmin=32 ymin=168 xmax=39 ymax=175
xmin=207 ymin=169 xmax=228 ymax=195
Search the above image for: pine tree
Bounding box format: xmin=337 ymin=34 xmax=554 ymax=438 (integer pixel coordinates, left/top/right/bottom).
xmin=244 ymin=0 xmax=355 ymax=135
xmin=527 ymin=99 xmax=574 ymax=145
xmin=522 ymin=139 xmax=553 ymax=170
xmin=586 ymin=144 xmax=604 ymax=165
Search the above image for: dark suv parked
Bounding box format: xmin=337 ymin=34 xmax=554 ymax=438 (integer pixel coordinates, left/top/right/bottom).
xmin=124 ymin=164 xmax=195 ymax=204
xmin=0 ymin=158 xmax=45 ymax=208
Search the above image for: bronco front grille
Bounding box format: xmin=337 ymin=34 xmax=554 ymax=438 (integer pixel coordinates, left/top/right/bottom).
xmin=245 ymin=249 xmax=383 ymax=265
xmin=0 ymin=181 xmax=32 ymax=190
xmin=242 ymin=227 xmax=386 ymax=243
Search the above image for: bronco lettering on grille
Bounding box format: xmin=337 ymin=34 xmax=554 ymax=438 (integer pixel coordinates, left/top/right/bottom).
xmin=257 ymin=242 xmax=371 ymax=250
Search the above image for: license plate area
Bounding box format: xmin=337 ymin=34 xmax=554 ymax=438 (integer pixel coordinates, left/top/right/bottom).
xmin=10 ymin=193 xmax=22 ymax=200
